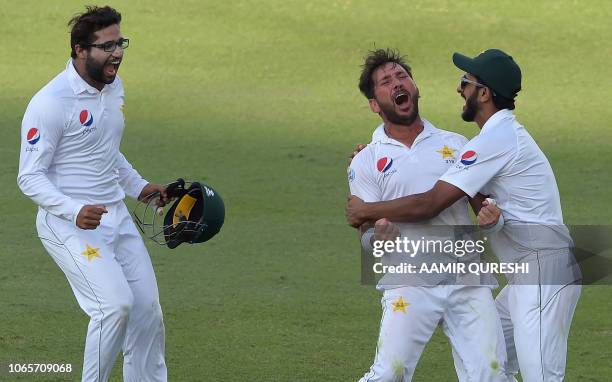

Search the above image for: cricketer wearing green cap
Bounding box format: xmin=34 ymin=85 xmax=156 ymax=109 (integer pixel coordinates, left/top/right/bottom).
xmin=453 ymin=49 xmax=521 ymax=99
xmin=346 ymin=49 xmax=581 ymax=382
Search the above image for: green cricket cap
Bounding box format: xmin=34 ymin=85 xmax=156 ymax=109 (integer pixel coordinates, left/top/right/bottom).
xmin=453 ymin=49 xmax=522 ymax=99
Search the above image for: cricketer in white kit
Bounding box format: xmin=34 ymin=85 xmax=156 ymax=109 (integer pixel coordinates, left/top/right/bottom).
xmin=349 ymin=49 xmax=509 ymax=382
xmin=17 ymin=6 xmax=167 ymax=382
xmin=347 ymin=49 xmax=581 ymax=382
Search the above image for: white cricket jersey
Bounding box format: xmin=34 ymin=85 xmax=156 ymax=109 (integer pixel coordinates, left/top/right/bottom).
xmin=439 ymin=109 xmax=573 ymax=258
xmin=18 ymin=60 xmax=148 ymax=225
xmin=349 ymin=120 xmax=478 ymax=288
xmin=349 ymin=119 xmax=470 ymax=225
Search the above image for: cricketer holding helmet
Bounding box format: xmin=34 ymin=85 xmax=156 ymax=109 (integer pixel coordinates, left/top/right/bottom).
xmin=349 ymin=48 xmax=510 ymax=382
xmin=347 ymin=49 xmax=581 ymax=382
xmin=18 ymin=6 xmax=168 ymax=381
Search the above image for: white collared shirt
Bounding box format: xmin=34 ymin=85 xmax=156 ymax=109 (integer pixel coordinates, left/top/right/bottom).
xmin=439 ymin=109 xmax=572 ymax=256
xmin=349 ymin=119 xmax=471 ymax=226
xmin=348 ymin=120 xmax=487 ymax=288
xmin=440 ymin=109 xmax=565 ymax=225
xmin=18 ymin=60 xmax=148 ymax=224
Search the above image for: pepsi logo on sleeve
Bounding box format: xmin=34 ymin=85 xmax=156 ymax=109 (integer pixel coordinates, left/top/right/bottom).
xmin=26 ymin=128 xmax=40 ymax=145
xmin=460 ymin=150 xmax=478 ymax=165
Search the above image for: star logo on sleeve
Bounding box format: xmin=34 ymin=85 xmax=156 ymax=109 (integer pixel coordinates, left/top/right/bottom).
xmin=81 ymin=244 xmax=101 ymax=261
xmin=391 ymin=296 xmax=410 ymax=313
xmin=437 ymin=145 xmax=456 ymax=160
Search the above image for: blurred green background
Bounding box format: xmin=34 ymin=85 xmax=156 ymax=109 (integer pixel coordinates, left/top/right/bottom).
xmin=1 ymin=1 xmax=611 ymax=380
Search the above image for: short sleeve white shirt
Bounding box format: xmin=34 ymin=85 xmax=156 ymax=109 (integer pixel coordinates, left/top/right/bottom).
xmin=348 ymin=120 xmax=482 ymax=288
xmin=349 ymin=119 xmax=471 ymax=227
xmin=439 ymin=109 xmax=572 ymax=256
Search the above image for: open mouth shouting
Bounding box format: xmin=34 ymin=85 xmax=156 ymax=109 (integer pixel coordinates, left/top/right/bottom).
xmin=393 ymin=89 xmax=412 ymax=110
xmin=394 ymin=92 xmax=408 ymax=105
xmin=105 ymin=57 xmax=121 ymax=78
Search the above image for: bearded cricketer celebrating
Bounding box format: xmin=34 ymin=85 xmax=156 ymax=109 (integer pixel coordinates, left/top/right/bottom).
xmin=347 ymin=49 xmax=581 ymax=382
xmin=18 ymin=6 xmax=168 ymax=381
xmin=349 ymin=48 xmax=509 ymax=382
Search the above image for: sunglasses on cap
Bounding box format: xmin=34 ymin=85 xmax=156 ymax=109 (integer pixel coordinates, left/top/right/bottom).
xmin=459 ymin=74 xmax=485 ymax=89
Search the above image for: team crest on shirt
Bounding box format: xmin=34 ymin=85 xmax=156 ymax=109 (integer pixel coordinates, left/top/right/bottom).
xmin=460 ymin=150 xmax=478 ymax=165
xmin=79 ymin=109 xmax=97 ymax=136
xmin=436 ymin=145 xmax=456 ymax=163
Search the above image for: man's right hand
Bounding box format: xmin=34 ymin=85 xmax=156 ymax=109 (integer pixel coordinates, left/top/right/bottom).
xmin=76 ymin=205 xmax=108 ymax=230
xmin=348 ymin=143 xmax=367 ymax=164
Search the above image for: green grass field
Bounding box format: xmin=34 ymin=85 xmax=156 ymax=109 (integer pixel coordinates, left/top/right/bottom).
xmin=1 ymin=1 xmax=611 ymax=380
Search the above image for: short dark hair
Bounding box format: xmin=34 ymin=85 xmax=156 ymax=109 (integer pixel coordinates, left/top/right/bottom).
xmin=68 ymin=6 xmax=122 ymax=58
xmin=359 ymin=48 xmax=412 ymax=99
xmin=475 ymin=75 xmax=516 ymax=110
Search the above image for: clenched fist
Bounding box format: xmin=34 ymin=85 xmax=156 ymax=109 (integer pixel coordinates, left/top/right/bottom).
xmin=138 ymin=183 xmax=169 ymax=207
xmin=477 ymin=198 xmax=501 ymax=228
xmin=76 ymin=205 xmax=108 ymax=230
xmin=373 ymin=218 xmax=400 ymax=242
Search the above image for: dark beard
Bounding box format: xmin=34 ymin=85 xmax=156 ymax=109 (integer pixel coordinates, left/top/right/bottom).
xmin=461 ymin=91 xmax=478 ymax=122
xmin=378 ymin=94 xmax=419 ymax=126
xmin=85 ymin=55 xmax=114 ymax=84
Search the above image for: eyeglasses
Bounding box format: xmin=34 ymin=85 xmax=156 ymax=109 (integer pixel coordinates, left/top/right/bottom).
xmin=459 ymin=75 xmax=485 ymax=89
xmin=85 ymin=38 xmax=129 ymax=52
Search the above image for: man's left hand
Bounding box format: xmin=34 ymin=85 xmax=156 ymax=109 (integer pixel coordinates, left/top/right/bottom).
xmin=373 ymin=218 xmax=400 ymax=242
xmin=477 ymin=198 xmax=501 ymax=228
xmin=346 ymin=195 xmax=368 ymax=228
xmin=138 ymin=183 xmax=169 ymax=207
xmin=348 ymin=143 xmax=367 ymax=164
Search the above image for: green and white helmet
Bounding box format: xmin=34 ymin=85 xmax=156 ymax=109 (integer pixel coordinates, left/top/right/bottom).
xmin=133 ymin=178 xmax=225 ymax=249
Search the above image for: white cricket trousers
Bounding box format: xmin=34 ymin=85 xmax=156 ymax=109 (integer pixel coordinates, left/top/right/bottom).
xmin=496 ymin=283 xmax=581 ymax=382
xmin=359 ymin=285 xmax=509 ymax=382
xmin=36 ymin=202 xmax=167 ymax=382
